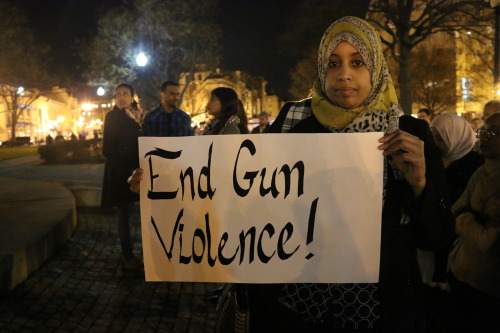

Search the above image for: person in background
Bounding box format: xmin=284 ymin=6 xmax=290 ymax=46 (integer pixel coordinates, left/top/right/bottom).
xmin=417 ymin=113 xmax=484 ymax=331
xmin=203 ymin=87 xmax=249 ymax=135
xmin=417 ymin=108 xmax=432 ymax=125
xmin=246 ymin=16 xmax=453 ymax=332
xmin=101 ymin=83 xmax=143 ymax=271
xmin=482 ymin=100 xmax=500 ymax=121
xmin=237 ymin=99 xmax=249 ymax=134
xmin=142 ymin=80 xmax=193 ymax=137
xmin=128 ymin=87 xmax=248 ymax=192
xmin=430 ymin=113 xmax=484 ymax=204
xmin=251 ymin=111 xmax=271 ymax=134
xmin=55 ymin=133 xmax=64 ymax=143
xmin=446 ymin=113 xmax=500 ymax=333
xmin=471 ymin=117 xmax=483 ymax=131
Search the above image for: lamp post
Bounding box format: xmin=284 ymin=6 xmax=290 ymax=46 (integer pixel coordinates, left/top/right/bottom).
xmin=96 ymin=87 xmax=105 ymax=96
xmin=492 ymin=0 xmax=500 ymax=86
xmin=136 ymin=52 xmax=148 ymax=67
xmin=135 ymin=52 xmax=149 ymax=107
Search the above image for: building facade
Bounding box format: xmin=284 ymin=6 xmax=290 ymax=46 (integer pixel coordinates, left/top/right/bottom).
xmin=178 ymin=66 xmax=281 ymax=129
xmin=0 ymin=86 xmax=97 ymax=144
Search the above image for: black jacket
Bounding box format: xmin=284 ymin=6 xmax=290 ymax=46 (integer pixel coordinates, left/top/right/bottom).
xmin=250 ymin=106 xmax=455 ymax=332
xmin=251 ymin=123 xmax=271 ymax=134
xmin=101 ymin=106 xmax=141 ymax=208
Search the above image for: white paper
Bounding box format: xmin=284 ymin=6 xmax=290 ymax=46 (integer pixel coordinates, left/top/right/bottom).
xmin=139 ymin=133 xmax=383 ymax=283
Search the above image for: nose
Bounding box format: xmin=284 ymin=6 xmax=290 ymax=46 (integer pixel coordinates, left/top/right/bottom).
xmin=337 ymin=65 xmax=352 ymax=81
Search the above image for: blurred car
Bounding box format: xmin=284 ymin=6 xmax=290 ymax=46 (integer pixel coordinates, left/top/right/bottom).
xmin=1 ymin=137 xmax=33 ymax=146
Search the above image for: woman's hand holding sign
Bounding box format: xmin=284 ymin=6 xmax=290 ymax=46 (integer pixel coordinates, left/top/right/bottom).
xmin=128 ymin=168 xmax=143 ymax=194
xmin=378 ymin=130 xmax=426 ymax=199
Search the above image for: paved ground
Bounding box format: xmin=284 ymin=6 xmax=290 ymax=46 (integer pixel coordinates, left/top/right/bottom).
xmin=0 ymin=206 xmax=220 ymax=332
xmin=0 ymin=156 xmax=220 ymax=332
xmin=0 ymin=155 xmax=104 ymax=184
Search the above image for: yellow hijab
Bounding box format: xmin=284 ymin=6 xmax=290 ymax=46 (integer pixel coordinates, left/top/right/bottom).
xmin=312 ymin=16 xmax=401 ymax=129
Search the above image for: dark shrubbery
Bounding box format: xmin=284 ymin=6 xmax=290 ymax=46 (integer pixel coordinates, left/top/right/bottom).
xmin=38 ymin=140 xmax=103 ymax=164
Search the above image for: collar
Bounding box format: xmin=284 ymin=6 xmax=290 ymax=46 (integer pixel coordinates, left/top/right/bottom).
xmin=158 ymin=104 xmax=178 ymax=114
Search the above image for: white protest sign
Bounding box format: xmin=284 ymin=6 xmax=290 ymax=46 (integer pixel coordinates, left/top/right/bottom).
xmin=139 ymin=133 xmax=383 ymax=283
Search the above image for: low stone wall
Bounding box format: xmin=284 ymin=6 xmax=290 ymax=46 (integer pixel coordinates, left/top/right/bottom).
xmin=0 ymin=178 xmax=77 ymax=296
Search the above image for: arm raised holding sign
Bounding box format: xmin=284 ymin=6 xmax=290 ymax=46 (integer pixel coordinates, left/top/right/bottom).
xmin=378 ymin=129 xmax=426 ymax=199
xmin=128 ymin=168 xmax=143 ymax=194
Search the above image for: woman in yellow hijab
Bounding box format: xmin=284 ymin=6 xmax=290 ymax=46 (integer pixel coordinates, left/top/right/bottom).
xmin=250 ymin=16 xmax=454 ymax=332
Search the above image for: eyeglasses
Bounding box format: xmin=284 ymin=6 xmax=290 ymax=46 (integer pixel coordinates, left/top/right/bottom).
xmin=476 ymin=128 xmax=500 ymax=139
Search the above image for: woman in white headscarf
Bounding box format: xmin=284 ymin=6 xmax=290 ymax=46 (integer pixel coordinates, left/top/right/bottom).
xmin=418 ymin=114 xmax=484 ymax=320
xmin=430 ymin=113 xmax=484 ymax=204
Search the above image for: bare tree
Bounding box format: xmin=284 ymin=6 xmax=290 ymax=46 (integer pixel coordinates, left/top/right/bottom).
xmin=368 ymin=0 xmax=492 ymax=114
xmin=455 ymin=30 xmax=495 ymax=107
xmin=411 ymin=40 xmax=457 ymax=114
xmin=82 ymin=0 xmax=221 ymax=110
xmin=0 ymin=2 xmax=51 ymax=143
xmin=288 ymin=50 xmax=317 ymax=100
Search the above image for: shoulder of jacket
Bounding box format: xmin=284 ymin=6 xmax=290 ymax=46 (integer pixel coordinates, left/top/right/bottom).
xmin=105 ymin=108 xmax=120 ymax=119
xmin=144 ymin=108 xmax=160 ymax=118
xmin=221 ymin=122 xmax=240 ymax=134
xmin=399 ymin=115 xmax=429 ymax=136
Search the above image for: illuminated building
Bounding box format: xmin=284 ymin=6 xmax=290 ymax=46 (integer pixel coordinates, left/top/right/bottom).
xmin=179 ymin=66 xmax=281 ymax=128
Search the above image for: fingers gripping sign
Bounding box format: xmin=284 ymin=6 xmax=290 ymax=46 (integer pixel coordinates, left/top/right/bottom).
xmin=128 ymin=168 xmax=144 ymax=194
xmin=378 ymin=130 xmax=426 ymax=198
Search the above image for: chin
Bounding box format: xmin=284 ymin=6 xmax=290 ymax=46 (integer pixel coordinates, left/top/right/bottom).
xmin=333 ymin=99 xmax=360 ymax=110
xmin=340 ymin=103 xmax=359 ymax=110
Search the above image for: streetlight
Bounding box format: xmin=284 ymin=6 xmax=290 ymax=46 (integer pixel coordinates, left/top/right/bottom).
xmin=136 ymin=52 xmax=148 ymax=67
xmin=491 ymin=0 xmax=500 ymax=86
xmin=97 ymin=87 xmax=105 ymax=96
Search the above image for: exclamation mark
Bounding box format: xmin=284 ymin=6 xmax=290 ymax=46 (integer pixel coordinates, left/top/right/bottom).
xmin=305 ymin=198 xmax=318 ymax=260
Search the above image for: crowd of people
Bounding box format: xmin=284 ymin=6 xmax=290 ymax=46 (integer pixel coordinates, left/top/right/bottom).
xmin=100 ymin=15 xmax=499 ymax=333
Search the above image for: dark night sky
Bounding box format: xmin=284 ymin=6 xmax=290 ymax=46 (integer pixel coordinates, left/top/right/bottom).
xmin=218 ymin=0 xmax=300 ymax=97
xmin=16 ymin=0 xmax=302 ymax=99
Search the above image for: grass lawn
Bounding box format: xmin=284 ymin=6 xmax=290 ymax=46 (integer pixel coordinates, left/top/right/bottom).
xmin=0 ymin=145 xmax=39 ymax=161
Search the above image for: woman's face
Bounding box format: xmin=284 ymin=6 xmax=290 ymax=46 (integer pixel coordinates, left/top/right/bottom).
xmin=206 ymin=94 xmax=222 ymax=117
xmin=430 ymin=126 xmax=449 ymax=157
xmin=479 ymin=114 xmax=500 ymax=159
xmin=324 ymin=41 xmax=371 ymax=109
xmin=115 ymin=86 xmax=134 ymax=110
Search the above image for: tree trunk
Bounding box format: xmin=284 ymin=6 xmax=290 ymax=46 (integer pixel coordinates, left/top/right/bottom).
xmin=178 ymin=41 xmax=198 ymax=107
xmin=178 ymin=73 xmax=192 ymax=108
xmin=10 ymin=115 xmax=17 ymax=143
xmin=398 ymin=43 xmax=413 ymax=115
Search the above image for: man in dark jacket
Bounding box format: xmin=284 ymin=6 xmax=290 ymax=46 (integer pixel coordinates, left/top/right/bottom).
xmin=251 ymin=111 xmax=271 ymax=134
xmin=142 ymin=81 xmax=194 ymax=137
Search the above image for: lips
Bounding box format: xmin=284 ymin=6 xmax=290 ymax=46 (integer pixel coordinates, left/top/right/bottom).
xmin=336 ymin=87 xmax=356 ymax=96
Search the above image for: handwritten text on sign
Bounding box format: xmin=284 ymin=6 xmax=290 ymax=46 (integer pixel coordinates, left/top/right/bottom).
xmin=139 ymin=133 xmax=383 ymax=283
